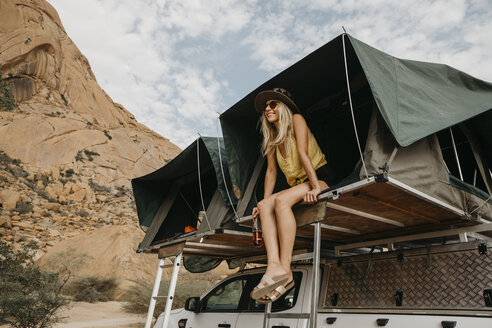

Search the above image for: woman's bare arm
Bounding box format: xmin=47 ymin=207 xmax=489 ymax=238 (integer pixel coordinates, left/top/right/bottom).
xmin=252 ymin=149 xmax=277 ymax=219
xmin=293 ymin=114 xmax=321 ymax=204
xmin=263 ymin=148 xmax=277 ymax=199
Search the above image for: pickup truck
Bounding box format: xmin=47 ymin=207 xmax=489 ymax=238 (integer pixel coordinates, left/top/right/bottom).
xmin=154 ymin=242 xmax=492 ymax=328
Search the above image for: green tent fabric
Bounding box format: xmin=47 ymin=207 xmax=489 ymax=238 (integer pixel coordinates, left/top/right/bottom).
xmin=132 ymin=136 xmax=247 ymax=271
xmin=348 ymin=34 xmax=492 ymax=147
xmin=131 ymin=34 xmax=492 ymax=272
xmin=131 ymin=136 xmax=236 ymax=230
xmin=202 ymin=137 xmax=238 ymax=208
xmin=220 ymin=33 xmax=492 ymax=201
xmin=183 ymin=257 xmax=241 ymax=273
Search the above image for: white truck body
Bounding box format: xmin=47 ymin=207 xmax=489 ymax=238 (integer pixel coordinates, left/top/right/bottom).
xmin=155 ymin=252 xmax=492 ymax=328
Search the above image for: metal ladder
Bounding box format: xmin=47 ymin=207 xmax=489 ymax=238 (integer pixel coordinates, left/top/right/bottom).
xmin=262 ymin=222 xmax=322 ymax=328
xmin=144 ymin=252 xmax=183 ymax=328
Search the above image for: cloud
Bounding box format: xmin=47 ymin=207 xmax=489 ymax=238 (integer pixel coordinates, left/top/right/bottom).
xmin=160 ymin=0 xmax=254 ymax=40
xmin=48 ymin=0 xmax=492 ymax=149
xmin=49 ymin=0 xmax=254 ymax=148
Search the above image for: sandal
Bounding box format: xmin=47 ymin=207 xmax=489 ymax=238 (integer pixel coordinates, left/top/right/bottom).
xmin=256 ymin=280 xmax=295 ymax=304
xmin=250 ymin=274 xmax=289 ymax=300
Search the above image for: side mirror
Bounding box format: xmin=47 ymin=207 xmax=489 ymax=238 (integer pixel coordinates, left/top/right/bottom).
xmin=185 ymin=296 xmax=201 ymax=313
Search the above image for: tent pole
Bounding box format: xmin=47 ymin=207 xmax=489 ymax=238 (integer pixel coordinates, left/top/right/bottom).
xmin=310 ymin=222 xmax=321 ymax=328
xmin=197 ymin=138 xmax=213 ymax=231
xmin=216 ymin=116 xmax=240 ymax=220
xmin=179 ymin=191 xmax=197 ymax=217
xmin=449 ymin=127 xmax=464 ymax=181
xmin=459 ymin=123 xmax=492 ymax=195
xmin=342 ymin=33 xmax=369 ymax=180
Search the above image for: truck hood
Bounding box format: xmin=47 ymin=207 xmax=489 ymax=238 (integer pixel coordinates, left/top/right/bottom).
xmin=170 ymin=308 xmax=184 ymax=315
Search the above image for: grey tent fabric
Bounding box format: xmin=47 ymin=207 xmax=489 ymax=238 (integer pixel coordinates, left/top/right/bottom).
xmin=362 ymin=107 xmax=492 ymax=220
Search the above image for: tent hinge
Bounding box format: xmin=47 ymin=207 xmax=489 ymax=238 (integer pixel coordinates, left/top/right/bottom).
xmin=478 ymin=243 xmax=488 ymax=255
xmin=379 ymin=162 xmax=390 ymax=173
xmin=375 ymin=172 xmax=388 ymax=183
xmin=394 ymin=291 xmax=403 ymax=307
xmin=426 ymin=245 xmax=433 ymax=268
xmin=363 ymin=252 xmax=373 ymax=281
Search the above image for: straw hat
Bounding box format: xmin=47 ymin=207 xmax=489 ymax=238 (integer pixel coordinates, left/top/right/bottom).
xmin=254 ymin=88 xmax=300 ymax=113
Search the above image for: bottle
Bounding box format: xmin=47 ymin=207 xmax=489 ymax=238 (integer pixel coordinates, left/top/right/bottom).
xmin=197 ymin=211 xmax=205 ymax=229
xmin=252 ymin=215 xmax=263 ymax=248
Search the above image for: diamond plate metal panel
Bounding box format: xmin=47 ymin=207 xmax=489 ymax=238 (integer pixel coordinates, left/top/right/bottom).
xmin=323 ymin=249 xmax=492 ymax=309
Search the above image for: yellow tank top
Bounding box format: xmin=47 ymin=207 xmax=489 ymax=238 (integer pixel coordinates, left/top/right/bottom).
xmin=276 ymin=132 xmax=327 ymax=187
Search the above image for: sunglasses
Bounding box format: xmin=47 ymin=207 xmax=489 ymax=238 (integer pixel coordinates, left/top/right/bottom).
xmin=265 ymin=101 xmax=279 ymax=110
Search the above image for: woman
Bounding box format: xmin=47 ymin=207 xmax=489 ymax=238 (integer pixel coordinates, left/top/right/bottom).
xmin=250 ymin=88 xmax=334 ymax=303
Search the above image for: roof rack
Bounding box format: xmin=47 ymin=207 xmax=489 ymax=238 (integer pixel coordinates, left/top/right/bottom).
xmin=145 ymin=177 xmax=491 ymax=260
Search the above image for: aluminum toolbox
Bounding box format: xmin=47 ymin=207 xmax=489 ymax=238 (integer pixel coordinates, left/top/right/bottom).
xmin=320 ymin=241 xmax=492 ymax=315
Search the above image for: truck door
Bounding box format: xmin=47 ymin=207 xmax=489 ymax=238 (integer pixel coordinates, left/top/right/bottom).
xmin=186 ymin=275 xmax=250 ymax=328
xmin=236 ymin=272 xmax=303 ymax=328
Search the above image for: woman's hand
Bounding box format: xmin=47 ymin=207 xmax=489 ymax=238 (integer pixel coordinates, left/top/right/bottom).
xmin=304 ymin=187 xmax=321 ymax=205
xmin=252 ymin=207 xmax=259 ymax=219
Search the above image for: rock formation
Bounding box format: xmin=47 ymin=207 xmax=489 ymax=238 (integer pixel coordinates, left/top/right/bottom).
xmin=0 ymin=0 xmax=184 ymax=290
xmin=0 ymin=0 xmax=180 ymax=186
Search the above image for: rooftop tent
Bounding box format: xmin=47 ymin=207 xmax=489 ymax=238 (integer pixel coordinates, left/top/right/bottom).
xmin=131 ymin=136 xmax=238 ymax=252
xmin=220 ymin=33 xmax=492 ymax=226
xmin=220 ymin=34 xmax=374 ymax=215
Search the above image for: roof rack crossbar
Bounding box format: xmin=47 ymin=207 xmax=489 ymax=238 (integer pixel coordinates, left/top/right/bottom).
xmin=334 ymin=223 xmax=492 ymax=256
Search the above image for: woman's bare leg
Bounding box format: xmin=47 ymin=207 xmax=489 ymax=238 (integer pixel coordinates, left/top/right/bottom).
xmin=255 ymin=181 xmax=328 ymax=299
xmin=252 ymin=195 xmax=290 ymax=298
xmin=273 ymin=182 xmax=312 ymax=274
xmin=267 ymin=180 xmax=329 ymax=298
xmin=257 ymin=195 xmax=282 ymax=274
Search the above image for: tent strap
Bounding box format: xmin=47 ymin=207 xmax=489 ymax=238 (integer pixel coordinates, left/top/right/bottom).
xmin=450 ymin=127 xmax=464 ymax=181
xmin=197 ymin=138 xmax=212 ymax=231
xmin=216 ymin=116 xmax=240 ymax=220
xmin=342 ymin=33 xmax=369 ymax=180
xmin=179 ymin=191 xmax=197 ymax=218
xmin=469 ymin=194 xmax=492 ymax=215
xmin=388 ymin=147 xmax=398 ymax=167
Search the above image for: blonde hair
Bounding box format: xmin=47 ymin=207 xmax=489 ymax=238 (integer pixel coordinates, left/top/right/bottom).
xmin=260 ymin=102 xmax=294 ymax=156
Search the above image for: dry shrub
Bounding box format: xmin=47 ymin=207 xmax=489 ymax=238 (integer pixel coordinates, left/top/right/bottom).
xmin=65 ymin=276 xmax=118 ymax=302
xmin=0 ymin=241 xmax=69 ymax=328
xmin=15 ymin=201 xmax=33 ymax=214
xmin=73 ymin=287 xmax=107 ymax=303
xmin=122 ymin=270 xmax=223 ymax=317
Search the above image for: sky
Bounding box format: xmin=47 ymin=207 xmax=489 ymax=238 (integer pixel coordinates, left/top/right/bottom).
xmin=48 ymin=0 xmax=492 ymax=149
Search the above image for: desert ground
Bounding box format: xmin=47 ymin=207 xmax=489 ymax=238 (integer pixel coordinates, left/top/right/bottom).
xmin=56 ymin=302 xmax=146 ymax=328
xmin=1 ymin=302 xmax=146 ymax=328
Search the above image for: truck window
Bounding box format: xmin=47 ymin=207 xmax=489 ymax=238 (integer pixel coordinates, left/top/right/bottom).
xmin=201 ymin=277 xmax=248 ymax=312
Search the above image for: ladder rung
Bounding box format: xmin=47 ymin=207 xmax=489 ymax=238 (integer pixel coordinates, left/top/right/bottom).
xmin=153 ymin=296 xmax=168 ymax=300
xmin=160 ymin=264 xmax=175 ymax=268
xmin=267 ymin=313 xmax=310 ymax=319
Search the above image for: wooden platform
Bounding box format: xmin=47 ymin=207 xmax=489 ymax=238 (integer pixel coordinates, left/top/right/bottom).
xmin=295 ymin=176 xmax=477 ymax=243
xmin=146 ymin=176 xmax=490 ymax=259
xmin=146 ymin=228 xmax=313 ymax=259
